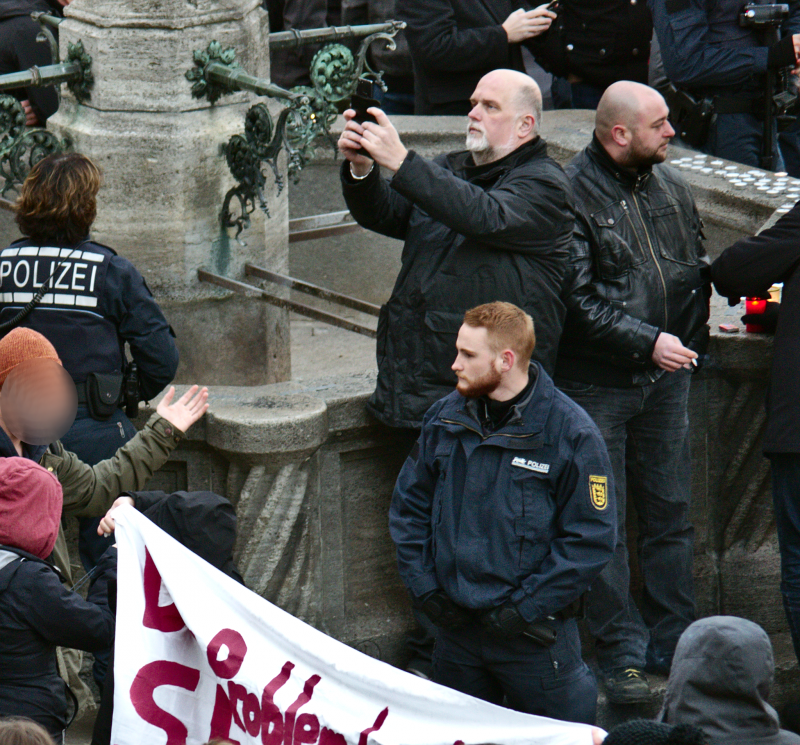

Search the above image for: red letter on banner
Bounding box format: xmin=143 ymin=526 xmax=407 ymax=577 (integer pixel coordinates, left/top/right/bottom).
xmin=130 ymin=660 xmax=200 ymax=745
xmin=142 ymin=549 xmax=185 ymax=633
xmin=358 ymin=708 xmax=389 ymax=745
xmin=261 ymin=661 xmax=294 ymax=745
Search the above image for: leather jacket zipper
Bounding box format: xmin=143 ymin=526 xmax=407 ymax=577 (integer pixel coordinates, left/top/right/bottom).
xmin=628 ymin=192 xmax=668 ymax=328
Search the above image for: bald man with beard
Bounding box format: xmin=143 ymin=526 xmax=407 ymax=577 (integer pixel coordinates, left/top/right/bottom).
xmin=338 ymin=69 xmax=575 ymax=431
xmin=554 ymin=81 xmax=711 ymax=704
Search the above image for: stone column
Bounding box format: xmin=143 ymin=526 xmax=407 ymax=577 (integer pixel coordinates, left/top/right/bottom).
xmin=49 ymin=0 xmax=290 ymax=386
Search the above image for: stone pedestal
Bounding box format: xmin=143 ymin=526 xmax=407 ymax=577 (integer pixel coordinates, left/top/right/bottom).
xmin=49 ymin=0 xmax=290 ymax=386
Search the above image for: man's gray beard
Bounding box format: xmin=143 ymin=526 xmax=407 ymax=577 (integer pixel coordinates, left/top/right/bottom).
xmin=466 ymin=131 xmax=495 ymax=165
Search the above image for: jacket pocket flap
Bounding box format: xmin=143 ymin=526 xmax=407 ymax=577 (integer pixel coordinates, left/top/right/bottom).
xmin=590 ymin=202 xmax=626 ymax=229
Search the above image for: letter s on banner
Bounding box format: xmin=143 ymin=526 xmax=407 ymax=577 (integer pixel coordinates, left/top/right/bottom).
xmin=130 ymin=661 xmax=201 ymax=745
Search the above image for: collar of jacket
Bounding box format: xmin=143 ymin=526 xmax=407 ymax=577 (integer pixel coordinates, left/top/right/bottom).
xmin=446 ymin=137 xmax=547 ymax=183
xmin=0 ymin=425 xmax=47 ymax=463
xmin=436 ymin=362 xmax=553 ymax=448
xmin=0 ymin=545 xmax=58 ymax=592
xmin=587 ymin=133 xmax=653 ymax=191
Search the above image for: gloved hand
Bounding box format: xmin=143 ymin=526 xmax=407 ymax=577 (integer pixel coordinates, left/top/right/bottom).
xmin=417 ymin=591 xmax=472 ymax=630
xmin=768 ymin=34 xmax=799 ymax=69
xmin=742 ymin=301 xmax=780 ymax=334
xmin=481 ymin=603 xmax=529 ymax=638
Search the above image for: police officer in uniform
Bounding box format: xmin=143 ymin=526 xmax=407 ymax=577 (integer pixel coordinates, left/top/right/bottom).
xmin=0 ymin=152 xmax=178 ymax=690
xmin=389 ymin=302 xmax=616 ymax=724
xmin=0 ymin=154 xmax=179 ymax=572
xmin=650 ymin=0 xmax=800 ymax=172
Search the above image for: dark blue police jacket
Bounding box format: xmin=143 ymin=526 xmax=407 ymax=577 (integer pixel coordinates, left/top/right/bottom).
xmin=0 ymin=237 xmax=177 ymax=400
xmin=389 ymin=364 xmax=616 ymax=623
xmin=650 ymin=0 xmax=800 ymax=95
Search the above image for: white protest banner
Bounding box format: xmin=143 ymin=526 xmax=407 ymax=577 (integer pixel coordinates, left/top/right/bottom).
xmin=111 ymin=505 xmax=598 ymax=745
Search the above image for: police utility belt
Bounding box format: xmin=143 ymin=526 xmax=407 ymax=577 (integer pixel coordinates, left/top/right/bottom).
xmin=663 ymin=84 xmax=767 ymax=148
xmin=76 ymin=364 xmax=139 ymax=421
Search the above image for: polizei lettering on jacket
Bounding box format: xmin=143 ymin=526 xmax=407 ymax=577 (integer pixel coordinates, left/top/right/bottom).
xmin=511 ymin=456 xmax=550 ymax=474
xmin=0 ymin=246 xmax=102 ymax=309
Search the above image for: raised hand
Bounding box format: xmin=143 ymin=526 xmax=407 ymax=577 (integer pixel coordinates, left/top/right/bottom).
xmin=156 ymin=385 xmax=209 ymax=433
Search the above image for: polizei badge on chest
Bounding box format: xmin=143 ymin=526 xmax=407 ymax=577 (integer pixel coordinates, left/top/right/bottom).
xmin=0 ymin=246 xmax=103 ymax=309
xmin=589 ymin=474 xmax=608 ymax=511
xmin=511 ymin=456 xmax=550 ymax=474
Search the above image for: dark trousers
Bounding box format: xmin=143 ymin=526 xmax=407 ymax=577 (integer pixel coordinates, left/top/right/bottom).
xmin=769 ymin=454 xmax=800 ymax=664
xmin=60 ymin=406 xmax=135 ymax=688
xmin=433 ymin=619 xmax=597 ymax=724
xmin=569 ymin=81 xmax=605 ymax=110
xmin=556 ymin=370 xmax=696 ymax=673
xmin=702 ymin=112 xmax=785 ymax=172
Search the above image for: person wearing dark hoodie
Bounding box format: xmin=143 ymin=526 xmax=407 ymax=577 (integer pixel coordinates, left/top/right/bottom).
xmin=0 ymin=0 xmax=71 ymax=126
xmin=0 ymin=457 xmax=115 ymax=744
xmin=89 ymin=489 xmax=245 ymax=745
xmin=658 ymin=616 xmax=800 ymax=745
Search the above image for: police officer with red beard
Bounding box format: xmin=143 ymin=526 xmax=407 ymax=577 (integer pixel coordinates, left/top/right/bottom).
xmin=389 ymin=302 xmax=615 ymax=724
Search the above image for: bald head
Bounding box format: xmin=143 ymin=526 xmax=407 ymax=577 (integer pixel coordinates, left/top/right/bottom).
xmin=594 ymin=81 xmax=675 ymax=169
xmin=466 ymin=70 xmax=542 ymax=165
xmin=480 ymin=69 xmax=543 ymax=122
xmin=596 ymin=82 xmax=665 ymax=139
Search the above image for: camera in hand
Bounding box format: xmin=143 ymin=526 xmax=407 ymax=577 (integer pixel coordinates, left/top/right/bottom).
xmin=350 ymin=77 xmax=381 ymax=157
xmin=739 ymin=3 xmax=789 ymax=29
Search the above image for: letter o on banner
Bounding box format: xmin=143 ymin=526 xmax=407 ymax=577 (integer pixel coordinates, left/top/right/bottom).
xmin=207 ymin=628 xmax=248 ymax=679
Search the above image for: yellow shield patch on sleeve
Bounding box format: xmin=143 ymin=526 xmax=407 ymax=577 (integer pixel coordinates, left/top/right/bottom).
xmin=589 ymin=475 xmax=608 ymax=511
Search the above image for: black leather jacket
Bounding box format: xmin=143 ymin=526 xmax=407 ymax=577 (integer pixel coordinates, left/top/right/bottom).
xmin=556 ymin=136 xmax=711 ymax=387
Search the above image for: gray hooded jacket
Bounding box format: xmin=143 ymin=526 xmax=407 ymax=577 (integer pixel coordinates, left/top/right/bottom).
xmin=658 ymin=616 xmax=800 ymax=745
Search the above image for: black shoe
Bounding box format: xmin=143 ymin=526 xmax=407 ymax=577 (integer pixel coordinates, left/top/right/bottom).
xmin=406 ymin=657 xmax=433 ymax=680
xmin=603 ymin=667 xmax=652 ymax=704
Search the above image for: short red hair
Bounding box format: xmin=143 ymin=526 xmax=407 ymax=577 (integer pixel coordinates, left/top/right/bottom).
xmin=462 ymin=302 xmax=536 ymax=370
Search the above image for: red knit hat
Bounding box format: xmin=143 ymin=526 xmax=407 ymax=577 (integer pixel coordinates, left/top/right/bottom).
xmin=0 ymin=457 xmax=63 ymax=559
xmin=0 ymin=328 xmax=60 ymax=389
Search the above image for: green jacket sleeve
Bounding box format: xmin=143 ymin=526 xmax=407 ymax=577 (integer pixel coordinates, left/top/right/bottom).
xmin=41 ymin=414 xmax=184 ymax=519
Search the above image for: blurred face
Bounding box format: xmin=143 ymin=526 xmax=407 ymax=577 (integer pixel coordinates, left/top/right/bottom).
xmin=623 ymin=96 xmax=675 ymax=168
xmin=466 ymin=77 xmax=531 ymax=163
xmin=451 ymin=324 xmax=502 ymax=398
xmin=0 ymin=359 xmax=77 ymax=445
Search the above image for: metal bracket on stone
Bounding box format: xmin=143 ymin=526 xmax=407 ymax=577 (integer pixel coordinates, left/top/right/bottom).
xmin=0 ymin=96 xmax=71 ymax=198
xmin=187 ymin=22 xmax=405 ymax=236
xmin=220 ymin=104 xmax=296 ymax=238
xmin=0 ymin=16 xmax=91 ymax=195
xmin=31 ymin=13 xmax=61 ymax=65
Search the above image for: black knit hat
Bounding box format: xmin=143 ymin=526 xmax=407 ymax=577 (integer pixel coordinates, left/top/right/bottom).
xmin=604 ymin=720 xmax=708 ymax=745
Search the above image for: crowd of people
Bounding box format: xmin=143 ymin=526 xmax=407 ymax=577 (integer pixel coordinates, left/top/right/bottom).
xmin=1 ymin=0 xmax=800 ymax=744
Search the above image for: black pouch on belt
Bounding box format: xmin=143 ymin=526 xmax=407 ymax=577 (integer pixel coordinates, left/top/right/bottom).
xmin=86 ymin=372 xmax=123 ymax=421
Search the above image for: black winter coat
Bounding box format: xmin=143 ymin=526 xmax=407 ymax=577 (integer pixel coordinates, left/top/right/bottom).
xmin=531 ymin=0 xmax=653 ymax=89
xmin=0 ymin=547 xmax=114 ymax=739
xmin=396 ymin=0 xmax=527 ymax=114
xmin=556 ymin=137 xmax=710 ymax=387
xmin=342 ymin=138 xmax=575 ymax=429
xmin=711 ymin=202 xmax=800 ymax=454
